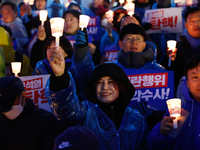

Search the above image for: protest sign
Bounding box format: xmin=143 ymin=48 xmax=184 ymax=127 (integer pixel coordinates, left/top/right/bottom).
xmin=145 ymin=7 xmax=183 ymax=34
xmin=124 ymin=69 xmax=174 ymax=111
xmin=19 ymin=75 xmax=51 ymax=112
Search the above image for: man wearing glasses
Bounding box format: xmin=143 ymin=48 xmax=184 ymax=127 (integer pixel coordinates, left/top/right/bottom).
xmin=166 ymin=6 xmax=200 ymax=90
xmin=116 ymin=23 xmax=165 ymax=70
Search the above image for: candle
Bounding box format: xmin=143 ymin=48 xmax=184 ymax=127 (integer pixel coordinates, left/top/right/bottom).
xmin=11 ymin=62 xmax=22 ymax=77
xmin=65 ymin=2 xmax=70 ymax=8
xmin=79 ymin=15 xmax=90 ymax=31
xmin=124 ymin=3 xmax=135 ymax=16
xmin=166 ymin=98 xmax=181 ymax=129
xmin=105 ymin=10 xmax=114 ymax=22
xmin=167 ymin=40 xmax=177 ymax=67
xmin=186 ymin=0 xmax=193 ymax=6
xmin=39 ymin=10 xmax=48 ymax=26
xmin=126 ymin=0 xmax=132 ymax=3
xmin=28 ymin=0 xmax=34 ymax=5
xmin=23 ymin=0 xmax=29 ymax=4
xmin=119 ymin=0 xmax=125 ymax=6
xmin=50 ymin=17 xmax=65 ymax=51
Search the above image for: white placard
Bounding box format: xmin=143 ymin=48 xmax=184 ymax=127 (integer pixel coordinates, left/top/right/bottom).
xmin=144 ymin=7 xmax=183 ymax=34
xmin=19 ymin=75 xmax=51 ymax=112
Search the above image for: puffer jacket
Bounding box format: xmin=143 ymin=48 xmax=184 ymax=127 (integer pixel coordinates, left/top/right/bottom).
xmin=115 ymin=41 xmax=165 ymax=70
xmin=45 ymin=71 xmax=149 ymax=150
xmin=148 ymin=78 xmax=200 ymax=150
xmin=0 ymin=98 xmax=64 ymax=150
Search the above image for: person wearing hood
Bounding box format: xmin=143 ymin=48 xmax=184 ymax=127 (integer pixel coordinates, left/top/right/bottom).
xmin=0 ymin=76 xmax=64 ymax=149
xmin=116 ymin=23 xmax=165 ymax=70
xmin=148 ymin=55 xmax=200 ymax=150
xmin=44 ymin=40 xmax=149 ymax=149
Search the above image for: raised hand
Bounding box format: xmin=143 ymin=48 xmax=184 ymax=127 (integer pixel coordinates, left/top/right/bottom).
xmin=47 ymin=46 xmax=65 ymax=77
xmin=37 ymin=25 xmax=46 ymax=41
xmin=74 ymin=28 xmax=88 ymax=48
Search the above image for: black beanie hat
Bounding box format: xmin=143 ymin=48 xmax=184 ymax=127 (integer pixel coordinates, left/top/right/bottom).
xmin=119 ymin=23 xmax=146 ymax=41
xmin=86 ymin=63 xmax=135 ymax=104
xmin=62 ymin=9 xmax=81 ymax=20
xmin=0 ymin=76 xmax=25 ymax=112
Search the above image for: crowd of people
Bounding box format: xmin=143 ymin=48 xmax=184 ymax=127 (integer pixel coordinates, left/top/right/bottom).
xmin=0 ymin=0 xmax=200 ymax=149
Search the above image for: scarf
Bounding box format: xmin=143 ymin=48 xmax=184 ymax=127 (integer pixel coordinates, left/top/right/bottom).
xmin=185 ymin=31 xmax=200 ymax=50
xmin=117 ymin=48 xmax=154 ymax=68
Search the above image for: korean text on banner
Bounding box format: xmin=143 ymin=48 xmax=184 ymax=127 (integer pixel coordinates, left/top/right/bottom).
xmin=19 ymin=75 xmax=51 ymax=112
xmin=144 ymin=7 xmax=183 ymax=34
xmin=124 ymin=69 xmax=174 ymax=111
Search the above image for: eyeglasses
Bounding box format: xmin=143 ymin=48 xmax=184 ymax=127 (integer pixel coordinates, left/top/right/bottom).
xmin=188 ymin=19 xmax=200 ymax=25
xmin=125 ymin=37 xmax=144 ymax=43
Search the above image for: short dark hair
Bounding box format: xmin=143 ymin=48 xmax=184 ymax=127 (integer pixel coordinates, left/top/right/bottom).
xmin=0 ymin=1 xmax=17 ymax=12
xmin=184 ymin=55 xmax=200 ymax=79
xmin=119 ymin=23 xmax=146 ymax=41
xmin=184 ymin=6 xmax=200 ymax=21
xmin=121 ymin=14 xmax=142 ymax=26
xmin=62 ymin=9 xmax=81 ymax=20
xmin=44 ymin=35 xmax=73 ymax=58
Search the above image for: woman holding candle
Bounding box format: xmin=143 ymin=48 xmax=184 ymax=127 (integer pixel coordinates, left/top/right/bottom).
xmin=45 ymin=55 xmax=149 ymax=149
xmin=32 ymin=36 xmax=73 ymax=75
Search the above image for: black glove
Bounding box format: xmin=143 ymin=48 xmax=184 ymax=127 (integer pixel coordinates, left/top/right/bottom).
xmin=74 ymin=28 xmax=88 ymax=48
xmin=133 ymin=101 xmax=153 ymax=119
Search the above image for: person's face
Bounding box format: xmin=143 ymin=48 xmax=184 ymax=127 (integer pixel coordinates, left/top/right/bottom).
xmin=20 ymin=4 xmax=26 ymax=17
xmin=1 ymin=5 xmax=17 ymax=23
xmin=187 ymin=63 xmax=200 ymax=102
xmin=185 ymin=11 xmax=200 ymax=39
xmin=92 ymin=0 xmax=104 ymax=8
xmin=13 ymin=92 xmax=26 ymax=107
xmin=35 ymin=0 xmax=46 ymax=10
xmin=47 ymin=41 xmax=68 ymax=61
xmin=119 ymin=34 xmax=146 ymax=52
xmin=64 ymin=13 xmax=79 ymax=35
xmin=120 ymin=16 xmax=140 ymax=30
xmin=96 ymin=76 xmax=119 ymax=104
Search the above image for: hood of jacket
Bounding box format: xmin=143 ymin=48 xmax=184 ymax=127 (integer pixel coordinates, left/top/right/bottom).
xmin=86 ymin=63 xmax=135 ymax=105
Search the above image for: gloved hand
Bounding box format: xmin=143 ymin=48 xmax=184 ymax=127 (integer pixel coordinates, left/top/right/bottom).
xmin=74 ymin=28 xmax=88 ymax=48
xmin=133 ymin=101 xmax=153 ymax=119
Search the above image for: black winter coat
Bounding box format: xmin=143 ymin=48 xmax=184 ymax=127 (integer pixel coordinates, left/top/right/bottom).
xmin=0 ymin=98 xmax=64 ymax=150
xmin=163 ymin=35 xmax=200 ymax=90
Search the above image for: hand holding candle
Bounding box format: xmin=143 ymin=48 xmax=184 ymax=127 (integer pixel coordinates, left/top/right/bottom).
xmin=11 ymin=62 xmax=22 ymax=77
xmin=79 ymin=15 xmax=90 ymax=31
xmin=27 ymin=0 xmax=34 ymax=5
xmin=119 ymin=0 xmax=125 ymax=6
xmin=39 ymin=10 xmax=48 ymax=26
xmin=166 ymin=98 xmax=181 ymax=129
xmin=167 ymin=40 xmax=177 ymax=67
xmin=50 ymin=17 xmax=65 ymax=51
